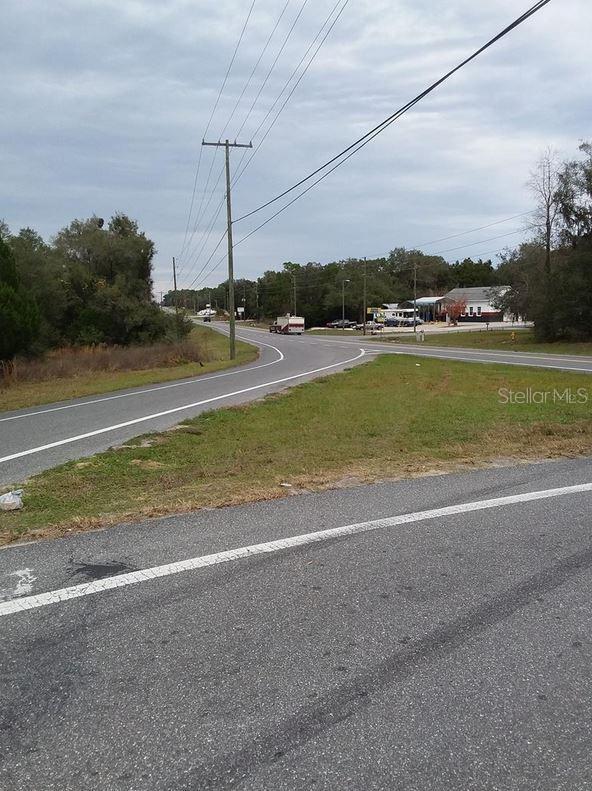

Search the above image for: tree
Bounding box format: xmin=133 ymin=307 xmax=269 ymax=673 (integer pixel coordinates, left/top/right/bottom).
xmin=557 ymin=141 xmax=592 ymax=245
xmin=50 ymin=213 xmax=177 ymax=345
xmin=0 ymin=236 xmax=40 ymax=361
xmin=449 ymin=257 xmax=499 ymax=288
xmin=444 ymin=297 xmax=467 ymax=326
xmin=495 ymin=242 xmax=545 ymax=321
xmin=9 ymin=227 xmax=68 ymax=349
xmin=527 ymin=147 xmax=561 ymax=340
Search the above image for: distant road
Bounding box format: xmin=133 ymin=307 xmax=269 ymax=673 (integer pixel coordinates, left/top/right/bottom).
xmin=1 ymin=324 xmax=591 ymax=485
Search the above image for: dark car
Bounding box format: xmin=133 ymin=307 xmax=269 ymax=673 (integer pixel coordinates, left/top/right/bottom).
xmin=326 ymin=319 xmax=356 ymax=329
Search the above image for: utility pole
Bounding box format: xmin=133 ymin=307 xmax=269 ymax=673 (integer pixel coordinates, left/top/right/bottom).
xmin=342 ymin=279 xmax=350 ymax=325
xmin=292 ymin=273 xmax=297 ymax=316
xmin=172 ymin=256 xmax=181 ymax=339
xmin=413 ymin=259 xmax=418 ymax=340
xmin=202 ymin=138 xmax=252 ymax=359
xmin=362 ymin=257 xmax=367 ymax=336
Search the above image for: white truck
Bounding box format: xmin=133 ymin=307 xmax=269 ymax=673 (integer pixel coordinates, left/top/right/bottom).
xmin=269 ymin=315 xmax=305 ymax=335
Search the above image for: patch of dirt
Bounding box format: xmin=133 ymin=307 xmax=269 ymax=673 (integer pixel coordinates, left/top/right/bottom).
xmin=129 ymin=459 xmax=166 ymax=470
xmin=113 ymin=437 xmax=162 ymax=450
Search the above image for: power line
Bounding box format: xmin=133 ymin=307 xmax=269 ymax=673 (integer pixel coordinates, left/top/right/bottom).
xmin=190 ymin=209 xmax=534 ymax=292
xmin=180 ymin=196 xmax=227 ymax=286
xmin=417 ymin=210 xmax=534 ymax=248
xmin=186 ymin=232 xmax=228 ymax=290
xmin=219 ymin=0 xmax=293 ymax=141
xmin=233 ymin=0 xmax=311 ymax=143
xmin=180 ymin=0 xmax=305 ymax=283
xmin=176 ymin=0 xmax=257 ymax=268
xmin=234 ymin=0 xmax=552 ymax=228
xmin=232 ymin=0 xmax=350 ymax=188
xmin=177 ymin=158 xmax=225 ymax=283
xmin=182 ymin=0 xmax=339 ymax=288
xmin=432 ymin=227 xmax=526 ymax=256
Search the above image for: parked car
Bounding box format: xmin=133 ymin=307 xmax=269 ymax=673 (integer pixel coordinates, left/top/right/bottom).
xmin=385 ymin=317 xmax=424 ymax=327
xmin=326 ymin=319 xmax=356 ymax=329
xmin=354 ymin=321 xmax=383 ymax=331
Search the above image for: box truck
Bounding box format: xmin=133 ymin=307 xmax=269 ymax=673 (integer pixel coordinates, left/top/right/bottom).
xmin=269 ymin=315 xmax=305 ymax=335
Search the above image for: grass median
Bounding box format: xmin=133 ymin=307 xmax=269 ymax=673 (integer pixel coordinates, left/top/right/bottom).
xmin=1 ymin=355 xmax=591 ymax=545
xmin=415 ymin=329 xmax=592 ymax=355
xmin=0 ymin=325 xmax=258 ymax=412
xmin=309 ymin=328 xmax=592 ymax=356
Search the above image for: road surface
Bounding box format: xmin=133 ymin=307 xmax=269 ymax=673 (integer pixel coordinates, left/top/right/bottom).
xmin=1 ymin=324 xmax=591 ymax=486
xmin=1 ymin=457 xmax=591 ymax=790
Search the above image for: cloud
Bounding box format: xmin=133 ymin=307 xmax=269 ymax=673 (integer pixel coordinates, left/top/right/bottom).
xmin=1 ymin=0 xmax=590 ymax=294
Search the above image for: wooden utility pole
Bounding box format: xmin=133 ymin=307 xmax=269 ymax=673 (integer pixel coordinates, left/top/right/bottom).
xmin=413 ymin=259 xmax=418 ymax=339
xmin=202 ymin=138 xmax=252 ymax=359
xmin=172 ymin=256 xmax=181 ymax=339
xmin=292 ymin=273 xmax=297 ymax=316
xmin=362 ymin=256 xmax=367 ymax=336
xmin=172 ymin=256 xmax=178 ymax=304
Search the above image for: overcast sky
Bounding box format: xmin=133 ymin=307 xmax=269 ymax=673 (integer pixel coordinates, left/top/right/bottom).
xmin=2 ymin=0 xmax=590 ymax=296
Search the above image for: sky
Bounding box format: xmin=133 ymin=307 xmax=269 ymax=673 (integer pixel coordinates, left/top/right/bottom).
xmin=2 ymin=0 xmax=591 ymax=297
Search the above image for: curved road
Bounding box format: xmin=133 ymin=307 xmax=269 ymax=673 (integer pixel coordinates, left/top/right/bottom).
xmin=1 ymin=324 xmax=591 ymax=485
xmin=2 ymin=326 xmax=592 ymax=790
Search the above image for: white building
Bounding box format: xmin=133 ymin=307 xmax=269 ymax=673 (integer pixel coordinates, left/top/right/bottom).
xmin=442 ymin=286 xmax=511 ymax=322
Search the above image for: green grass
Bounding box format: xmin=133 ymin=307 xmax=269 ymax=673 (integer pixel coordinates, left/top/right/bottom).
xmin=420 ymin=329 xmax=592 ymax=356
xmin=2 ymin=355 xmax=591 ymax=545
xmin=0 ymin=326 xmax=258 ymax=412
xmin=309 ymin=327 xmax=592 ymax=355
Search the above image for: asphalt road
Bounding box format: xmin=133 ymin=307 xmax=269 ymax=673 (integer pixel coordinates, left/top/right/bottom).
xmin=1 ymin=456 xmax=592 ymax=790
xmin=0 ymin=329 xmax=365 ymax=485
xmin=1 ymin=324 xmax=591 ymax=486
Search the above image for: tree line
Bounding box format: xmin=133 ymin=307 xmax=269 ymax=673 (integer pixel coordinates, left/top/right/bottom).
xmin=166 ymin=253 xmax=506 ymax=329
xmin=0 ymin=214 xmax=188 ymax=363
xmin=167 ymin=142 xmax=592 ymax=342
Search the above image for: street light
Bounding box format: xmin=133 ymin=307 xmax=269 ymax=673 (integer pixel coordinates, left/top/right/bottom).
xmin=342 ymin=279 xmax=350 ymax=325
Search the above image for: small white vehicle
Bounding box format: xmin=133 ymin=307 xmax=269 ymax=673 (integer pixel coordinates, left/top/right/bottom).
xmin=269 ymin=315 xmax=305 ymax=335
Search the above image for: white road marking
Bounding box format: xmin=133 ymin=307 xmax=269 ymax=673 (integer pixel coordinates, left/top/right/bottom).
xmin=359 ymin=348 xmax=592 ymax=371
xmin=0 ymin=568 xmax=36 ymax=602
xmin=0 ymin=336 xmax=284 ymax=423
xmin=0 ymin=350 xmax=366 ymax=465
xmin=1 ymin=482 xmax=590 ymax=617
xmin=190 ymin=326 xmax=592 ymax=370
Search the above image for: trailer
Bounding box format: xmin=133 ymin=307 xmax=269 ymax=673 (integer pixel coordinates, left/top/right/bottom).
xmin=269 ymin=315 xmax=305 ymax=335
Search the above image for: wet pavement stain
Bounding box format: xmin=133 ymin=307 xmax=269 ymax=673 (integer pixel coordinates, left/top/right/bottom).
xmin=67 ymin=559 xmax=136 ymax=582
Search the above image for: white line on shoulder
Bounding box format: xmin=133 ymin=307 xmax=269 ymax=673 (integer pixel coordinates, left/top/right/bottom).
xmin=1 ymin=482 xmax=590 ymax=617
xmin=0 ymin=350 xmax=366 ymax=465
xmin=0 ymin=337 xmax=284 ymax=423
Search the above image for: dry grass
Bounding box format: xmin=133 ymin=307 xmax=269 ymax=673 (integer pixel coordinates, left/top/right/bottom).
xmin=0 ymin=326 xmax=258 ymax=412
xmin=1 ymin=339 xmax=205 ymax=386
xmin=1 ymin=355 xmax=591 ymax=545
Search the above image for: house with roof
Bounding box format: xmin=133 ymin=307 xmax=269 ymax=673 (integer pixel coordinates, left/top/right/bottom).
xmin=441 ymin=286 xmax=510 ymax=322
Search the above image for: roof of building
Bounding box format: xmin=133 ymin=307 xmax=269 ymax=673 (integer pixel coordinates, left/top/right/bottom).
xmin=415 ymin=296 xmax=444 ymax=305
xmin=443 ymin=286 xmax=509 ymax=302
xmin=382 ymin=303 xmax=399 ymax=309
